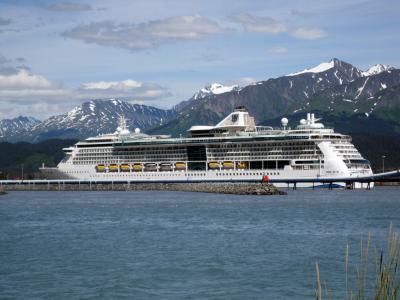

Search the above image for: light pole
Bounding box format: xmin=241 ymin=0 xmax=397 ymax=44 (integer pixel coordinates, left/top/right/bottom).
xmin=382 ymin=155 xmax=386 ymax=173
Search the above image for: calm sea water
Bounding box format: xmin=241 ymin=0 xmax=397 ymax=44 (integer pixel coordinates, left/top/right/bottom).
xmin=1 ymin=188 xmax=399 ymax=299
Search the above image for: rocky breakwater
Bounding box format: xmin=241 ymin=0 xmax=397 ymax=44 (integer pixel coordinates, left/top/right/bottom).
xmin=134 ymin=182 xmax=286 ymax=195
xmin=2 ymin=182 xmax=286 ymax=195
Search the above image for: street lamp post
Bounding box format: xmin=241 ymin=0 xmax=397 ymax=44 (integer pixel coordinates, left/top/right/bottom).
xmin=382 ymin=155 xmax=386 ymax=173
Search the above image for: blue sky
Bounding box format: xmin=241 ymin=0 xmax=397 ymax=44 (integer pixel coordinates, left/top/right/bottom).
xmin=0 ymin=0 xmax=399 ymax=119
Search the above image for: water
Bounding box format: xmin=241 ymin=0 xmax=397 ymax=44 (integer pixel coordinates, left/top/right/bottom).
xmin=0 ymin=188 xmax=399 ymax=299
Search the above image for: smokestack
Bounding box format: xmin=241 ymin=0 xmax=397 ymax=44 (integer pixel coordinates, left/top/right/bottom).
xmin=307 ymin=113 xmax=310 ymax=121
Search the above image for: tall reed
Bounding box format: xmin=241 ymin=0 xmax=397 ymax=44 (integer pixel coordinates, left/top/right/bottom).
xmin=315 ymin=224 xmax=400 ymax=300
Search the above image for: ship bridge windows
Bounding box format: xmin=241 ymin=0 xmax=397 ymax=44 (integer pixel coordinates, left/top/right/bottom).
xmin=345 ymin=159 xmax=371 ymax=169
xmin=295 ymin=160 xmax=324 ymax=164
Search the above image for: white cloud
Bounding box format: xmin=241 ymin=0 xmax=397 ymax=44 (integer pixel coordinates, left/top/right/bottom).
xmin=0 ymin=69 xmax=65 ymax=99
xmin=44 ymin=2 xmax=93 ymax=12
xmin=0 ymin=69 xmax=58 ymax=90
xmin=267 ymin=46 xmax=288 ymax=54
xmin=291 ymin=27 xmax=327 ymax=39
xmin=63 ymin=15 xmax=223 ymax=51
xmin=78 ymin=79 xmax=171 ymax=100
xmin=230 ymin=13 xmax=287 ymax=34
xmin=0 ymin=72 xmax=171 ymax=104
xmin=82 ymin=79 xmax=142 ymax=90
xmin=0 ymin=67 xmax=69 ymax=118
xmin=0 ymin=53 xmax=172 ymax=119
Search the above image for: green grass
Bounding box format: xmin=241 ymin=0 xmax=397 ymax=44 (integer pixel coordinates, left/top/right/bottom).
xmin=315 ymin=224 xmax=400 ymax=299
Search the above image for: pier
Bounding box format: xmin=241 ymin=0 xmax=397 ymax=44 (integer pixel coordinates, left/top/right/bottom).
xmin=0 ymin=170 xmax=398 ymax=193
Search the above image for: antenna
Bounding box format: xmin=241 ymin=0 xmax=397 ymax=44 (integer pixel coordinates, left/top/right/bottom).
xmin=117 ymin=115 xmax=130 ymax=135
xmin=118 ymin=115 xmax=127 ymax=130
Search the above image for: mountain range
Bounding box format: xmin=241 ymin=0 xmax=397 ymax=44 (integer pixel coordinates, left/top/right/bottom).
xmin=150 ymin=58 xmax=400 ymax=136
xmin=1 ymin=99 xmax=175 ymax=142
xmin=1 ymin=58 xmax=400 ymax=148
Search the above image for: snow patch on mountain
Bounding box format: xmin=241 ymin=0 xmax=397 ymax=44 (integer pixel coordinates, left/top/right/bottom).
xmin=361 ymin=64 xmax=394 ymax=77
xmin=192 ymin=83 xmax=239 ymax=100
xmin=286 ymin=60 xmax=335 ymax=76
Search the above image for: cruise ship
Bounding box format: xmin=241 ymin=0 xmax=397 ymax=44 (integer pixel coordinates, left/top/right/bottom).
xmin=40 ymin=107 xmax=373 ymax=188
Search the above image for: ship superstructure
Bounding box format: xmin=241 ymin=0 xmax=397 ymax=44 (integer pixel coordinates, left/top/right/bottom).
xmin=40 ymin=107 xmax=373 ymax=188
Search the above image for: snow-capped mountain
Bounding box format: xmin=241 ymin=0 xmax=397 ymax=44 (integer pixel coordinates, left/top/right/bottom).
xmin=29 ymin=99 xmax=176 ymax=141
xmin=0 ymin=99 xmax=176 ymax=142
xmin=0 ymin=116 xmax=40 ymax=140
xmin=192 ymin=83 xmax=240 ymax=100
xmin=2 ymin=58 xmax=399 ymax=142
xmin=151 ymin=58 xmax=400 ymax=137
xmin=173 ymin=58 xmax=365 ymax=123
xmin=361 ymin=64 xmax=395 ymax=76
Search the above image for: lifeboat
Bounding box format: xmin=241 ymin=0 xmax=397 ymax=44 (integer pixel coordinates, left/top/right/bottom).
xmin=236 ymin=162 xmax=248 ymax=169
xmin=208 ymin=161 xmax=220 ymax=169
xmin=159 ymin=163 xmax=173 ymax=171
xmin=175 ymin=162 xmax=186 ymax=170
xmin=95 ymin=164 xmax=106 ymax=172
xmin=144 ymin=163 xmax=157 ymax=172
xmin=120 ymin=164 xmax=130 ymax=172
xmin=108 ymin=164 xmax=119 ymax=172
xmin=132 ymin=163 xmax=143 ymax=172
xmin=222 ymin=161 xmax=234 ymax=169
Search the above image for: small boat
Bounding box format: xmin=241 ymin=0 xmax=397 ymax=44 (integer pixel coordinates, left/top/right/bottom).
xmin=208 ymin=161 xmax=220 ymax=169
xmin=222 ymin=161 xmax=234 ymax=169
xmin=159 ymin=163 xmax=173 ymax=171
xmin=144 ymin=163 xmax=157 ymax=172
xmin=120 ymin=164 xmax=130 ymax=172
xmin=95 ymin=164 xmax=106 ymax=172
xmin=108 ymin=164 xmax=119 ymax=172
xmin=175 ymin=162 xmax=186 ymax=170
xmin=132 ymin=163 xmax=143 ymax=172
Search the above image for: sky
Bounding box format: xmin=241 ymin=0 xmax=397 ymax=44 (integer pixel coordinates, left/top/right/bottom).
xmin=0 ymin=0 xmax=399 ymax=120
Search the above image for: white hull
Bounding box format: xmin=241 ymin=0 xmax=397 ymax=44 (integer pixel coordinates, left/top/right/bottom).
xmin=40 ymin=165 xmax=374 ymax=189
